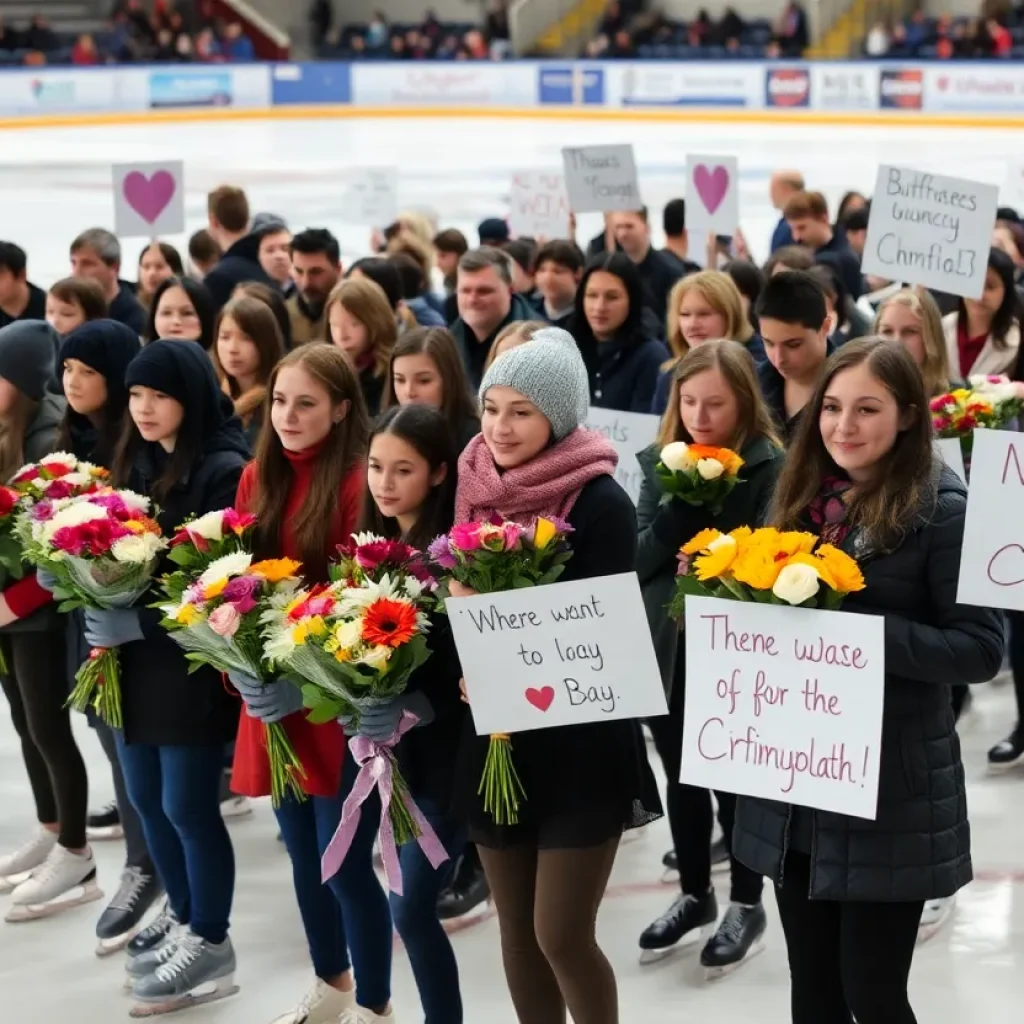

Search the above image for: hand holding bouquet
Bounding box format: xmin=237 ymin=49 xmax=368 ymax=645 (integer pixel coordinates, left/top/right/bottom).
xmin=654 ymin=441 xmax=745 ymax=514
xmin=670 ymin=526 xmax=865 ymax=618
xmin=19 ymin=489 xmax=166 ymax=726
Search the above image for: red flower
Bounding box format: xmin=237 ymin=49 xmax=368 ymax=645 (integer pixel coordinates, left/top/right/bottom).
xmin=52 ymin=518 xmax=131 ymax=556
xmin=43 ymin=463 xmax=73 ymax=478
xmin=0 ymin=486 xmax=18 ymax=518
xmin=12 ymin=468 xmax=38 ymax=485
xmin=43 ymin=479 xmax=75 ymax=500
xmin=355 ymin=539 xmax=418 ymax=572
xmin=287 ymin=584 xmax=335 ymax=622
xmin=361 ymin=598 xmax=418 ymax=648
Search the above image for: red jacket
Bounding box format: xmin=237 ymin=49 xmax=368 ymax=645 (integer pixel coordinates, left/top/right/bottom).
xmin=230 ymin=447 xmax=364 ymax=799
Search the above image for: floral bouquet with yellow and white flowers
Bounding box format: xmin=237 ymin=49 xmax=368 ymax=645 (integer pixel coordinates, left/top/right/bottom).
xmin=669 ymin=526 xmax=865 ymax=618
xmin=19 ymin=490 xmax=166 ymax=726
xmin=655 ymin=441 xmax=745 ymax=515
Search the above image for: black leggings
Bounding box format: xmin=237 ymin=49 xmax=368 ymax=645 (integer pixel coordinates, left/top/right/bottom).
xmin=776 ymin=853 xmax=923 ymax=1024
xmin=1007 ymin=610 xmax=1024 ymax=725
xmin=647 ymin=700 xmax=763 ymax=905
xmin=0 ymin=631 xmax=88 ymax=849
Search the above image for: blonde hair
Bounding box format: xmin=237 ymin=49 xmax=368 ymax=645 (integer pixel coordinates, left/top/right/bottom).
xmin=657 ymin=339 xmax=780 ymax=451
xmin=666 ymin=270 xmax=753 ymax=365
xmin=325 ymin=278 xmax=397 ymax=381
xmin=873 ymin=288 xmax=950 ymax=397
xmin=485 ymin=319 xmax=549 ymax=371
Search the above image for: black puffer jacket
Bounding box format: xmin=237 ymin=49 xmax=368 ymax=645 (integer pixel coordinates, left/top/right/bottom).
xmin=733 ymin=463 xmax=1004 ymax=902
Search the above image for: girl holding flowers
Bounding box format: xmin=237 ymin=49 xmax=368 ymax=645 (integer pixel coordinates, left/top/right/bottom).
xmin=228 ymin=344 xmax=396 ymax=1024
xmin=451 ymin=333 xmax=662 ymax=1024
xmin=87 ymin=340 xmax=250 ymax=1014
xmin=635 ymin=339 xmax=784 ymax=971
xmin=733 ymin=339 xmax=1004 ymax=1024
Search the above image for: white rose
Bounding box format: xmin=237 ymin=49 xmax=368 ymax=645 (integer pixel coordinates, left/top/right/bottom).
xmin=187 ymin=509 xmax=228 ymax=542
xmin=772 ymin=563 xmax=821 ymax=606
xmin=111 ymin=533 xmax=166 ymax=564
xmin=197 ymin=551 xmax=252 ymax=587
xmin=358 ymin=645 xmax=392 ymax=671
xmin=333 ymin=618 xmax=363 ymax=653
xmin=696 ymin=458 xmax=725 ymax=481
xmin=39 ymin=452 xmax=78 ymax=468
xmin=660 ymin=441 xmax=695 ymax=473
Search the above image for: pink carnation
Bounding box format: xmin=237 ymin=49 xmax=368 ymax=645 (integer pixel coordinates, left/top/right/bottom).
xmin=208 ymin=603 xmax=241 ymax=638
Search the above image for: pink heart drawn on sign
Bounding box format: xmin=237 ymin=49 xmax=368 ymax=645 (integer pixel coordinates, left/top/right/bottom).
xmin=525 ymin=686 xmax=555 ymax=712
xmin=122 ymin=170 xmax=177 ymax=225
xmin=693 ymin=164 xmax=730 ymax=215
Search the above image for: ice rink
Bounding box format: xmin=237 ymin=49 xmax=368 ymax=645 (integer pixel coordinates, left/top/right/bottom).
xmin=0 ymin=112 xmax=1022 ymax=1021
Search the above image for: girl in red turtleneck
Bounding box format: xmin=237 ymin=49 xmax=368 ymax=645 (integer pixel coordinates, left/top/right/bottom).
xmin=230 ymin=344 xmax=395 ymax=1023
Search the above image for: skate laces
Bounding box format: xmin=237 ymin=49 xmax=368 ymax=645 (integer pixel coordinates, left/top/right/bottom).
xmin=109 ymin=866 xmax=146 ymax=912
xmin=26 ymin=846 xmax=65 ymax=886
xmin=138 ymin=902 xmax=177 ymax=940
xmin=718 ymin=905 xmax=747 ymax=943
xmin=153 ymin=932 xmax=204 ymax=983
xmin=655 ymin=893 xmax=692 ymax=926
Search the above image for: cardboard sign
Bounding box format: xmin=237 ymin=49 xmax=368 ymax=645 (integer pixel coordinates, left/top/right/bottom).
xmin=935 ymin=437 xmax=966 ymax=484
xmin=860 ymin=165 xmax=998 ymax=299
xmin=957 ymin=429 xmax=1024 ymax=610
xmin=584 ymin=407 xmax=661 ymax=505
xmin=112 ymin=160 xmax=185 ymax=238
xmin=561 ymin=144 xmax=640 ymax=214
xmin=345 ymin=167 xmax=399 ymax=227
xmin=509 ymin=171 xmax=571 ymax=240
xmin=682 ymin=595 xmax=885 ymax=819
xmin=450 ymin=573 xmax=667 ymax=735
xmin=685 ymin=155 xmax=739 ymax=237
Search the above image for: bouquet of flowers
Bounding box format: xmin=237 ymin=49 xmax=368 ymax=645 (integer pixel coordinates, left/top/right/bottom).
xmin=669 ymin=526 xmax=865 ymax=618
xmin=19 ymin=490 xmax=166 ymax=726
xmin=428 ymin=514 xmax=573 ymax=826
xmin=930 ymin=377 xmax=1022 ymax=459
xmin=11 ymin=452 xmax=109 ymax=503
xmin=654 ymin=441 xmax=745 ymax=514
xmin=333 ymin=531 xmax=438 ymax=593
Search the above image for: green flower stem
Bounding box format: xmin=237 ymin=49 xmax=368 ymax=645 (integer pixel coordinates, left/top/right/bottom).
xmin=265 ymin=722 xmax=308 ymax=807
xmin=389 ymin=759 xmax=422 ymax=846
xmin=479 ymin=735 xmax=526 ymax=826
xmin=68 ymin=648 xmax=123 ymax=729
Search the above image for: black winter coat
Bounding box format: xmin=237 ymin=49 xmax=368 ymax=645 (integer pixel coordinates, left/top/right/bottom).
xmin=733 ymin=463 xmax=1005 ymax=902
xmin=203 ymin=234 xmax=274 ymax=313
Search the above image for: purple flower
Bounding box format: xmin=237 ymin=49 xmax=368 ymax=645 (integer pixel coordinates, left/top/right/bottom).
xmin=31 ymin=500 xmax=55 ymax=522
xmin=222 ymin=575 xmax=263 ymax=603
xmin=428 ymin=534 xmax=457 ymax=570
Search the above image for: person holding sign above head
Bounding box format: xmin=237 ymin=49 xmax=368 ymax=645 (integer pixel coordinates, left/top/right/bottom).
xmin=636 ymin=339 xmax=783 ymax=972
xmin=732 ymin=338 xmax=1005 ymax=1024
xmin=451 ymin=332 xmax=662 ymax=1024
xmin=873 ymin=287 xmax=952 ymax=396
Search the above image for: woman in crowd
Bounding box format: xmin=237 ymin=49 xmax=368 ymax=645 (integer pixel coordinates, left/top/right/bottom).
xmin=347 ymin=257 xmax=417 ymax=333
xmin=145 ymin=277 xmax=217 ymax=350
xmin=233 ymin=281 xmax=294 ymax=351
xmin=569 ymin=252 xmax=668 ymax=414
xmin=212 ymin=294 xmax=286 ymax=447
xmin=325 ymin=278 xmax=397 ymax=416
xmin=874 ymin=288 xmax=951 ymax=395
xmin=451 ymin=333 xmax=662 ymax=1024
xmin=85 ymin=341 xmax=250 ymax=1014
xmin=724 ymin=259 xmax=765 ymax=334
xmin=228 ymin=344 xmax=395 ymax=1024
xmin=483 ymin=320 xmax=548 ymax=372
xmin=45 ymin=277 xmax=108 ymax=338
xmin=636 ymin=340 xmax=783 ymax=972
xmin=137 ymin=243 xmax=184 ymax=311
xmin=389 ymin=251 xmax=446 ymax=327
xmin=733 ymin=338 xmax=1004 ymax=1024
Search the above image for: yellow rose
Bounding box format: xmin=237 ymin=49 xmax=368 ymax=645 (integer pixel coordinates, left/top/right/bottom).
xmin=533 ymin=517 xmax=557 ymax=550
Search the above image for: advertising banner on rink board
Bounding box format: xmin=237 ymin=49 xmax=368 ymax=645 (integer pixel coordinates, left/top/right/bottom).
xmin=860 ymin=166 xmax=998 ymax=300
xmin=350 ymin=63 xmax=535 ymax=106
xmin=450 ymin=573 xmax=667 ymax=735
xmin=682 ymin=595 xmax=885 ymax=819
xmin=957 ymin=430 xmax=1024 ymax=611
xmin=583 ymin=408 xmax=661 ymax=505
xmin=922 ymin=64 xmax=1024 ymax=112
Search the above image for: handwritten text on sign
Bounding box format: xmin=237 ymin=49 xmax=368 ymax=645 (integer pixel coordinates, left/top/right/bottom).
xmin=957 ymin=429 xmax=1024 ymax=610
xmin=449 ymin=573 xmax=667 ymax=735
xmin=562 ymin=144 xmax=640 ymax=214
xmin=682 ymin=595 xmax=884 ymax=819
xmin=345 ymin=167 xmax=399 ymax=227
xmin=509 ymin=171 xmax=571 ymax=240
xmin=860 ymin=165 xmax=997 ymax=300
xmin=584 ymin=407 xmax=661 ymax=505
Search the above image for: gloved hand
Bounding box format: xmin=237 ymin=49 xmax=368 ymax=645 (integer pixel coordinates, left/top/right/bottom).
xmin=228 ymin=670 xmax=304 ymax=724
xmin=83 ymin=608 xmax=143 ymax=649
xmin=35 ymin=569 xmax=58 ymax=593
xmin=341 ymin=691 xmax=435 ymax=743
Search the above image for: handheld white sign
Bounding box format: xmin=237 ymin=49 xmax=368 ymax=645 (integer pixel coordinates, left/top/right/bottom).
xmin=584 ymin=407 xmax=661 ymax=505
xmin=346 ymin=167 xmax=399 ymax=227
xmin=561 ymin=144 xmax=640 ymax=214
xmin=934 ymin=437 xmax=966 ymax=484
xmin=860 ymin=165 xmax=998 ymax=299
xmin=682 ymin=595 xmax=885 ymax=819
xmin=685 ymin=155 xmax=739 ymax=237
xmin=509 ymin=171 xmax=571 ymax=240
xmin=450 ymin=573 xmax=667 ymax=735
xmin=112 ymin=161 xmax=185 ymax=238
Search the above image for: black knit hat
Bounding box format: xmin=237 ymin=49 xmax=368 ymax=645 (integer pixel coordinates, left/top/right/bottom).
xmin=60 ymin=319 xmax=141 ymax=422
xmin=0 ymin=320 xmax=59 ymax=401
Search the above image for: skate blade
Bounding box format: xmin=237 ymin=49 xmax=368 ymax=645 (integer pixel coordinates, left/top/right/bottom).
xmin=129 ymin=978 xmax=239 ymax=1017
xmin=87 ymin=824 xmax=125 ymax=842
xmin=0 ymin=870 xmax=33 ymax=895
xmin=97 ymin=929 xmax=139 ymax=957
xmin=639 ymin=922 xmax=716 ymax=965
xmin=986 ymin=759 xmax=1023 ymax=776
xmin=5 ymin=879 xmax=103 ymax=922
xmin=710 ymin=860 xmax=730 ymax=876
xmin=916 ymin=909 xmax=954 ymax=946
xmin=660 ymin=867 xmax=680 ymax=885
xmin=703 ymin=937 xmax=766 ymax=980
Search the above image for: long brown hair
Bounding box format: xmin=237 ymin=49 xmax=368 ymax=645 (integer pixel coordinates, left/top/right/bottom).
xmin=657 ymin=339 xmax=780 ymax=451
xmin=769 ymin=337 xmax=935 ymax=551
xmin=211 ymin=295 xmax=285 ymax=423
xmin=0 ymin=392 xmax=40 ymax=482
xmin=251 ymin=344 xmax=369 ymax=580
xmin=325 ymin=278 xmax=396 ymax=381
xmin=873 ymin=288 xmax=950 ymax=397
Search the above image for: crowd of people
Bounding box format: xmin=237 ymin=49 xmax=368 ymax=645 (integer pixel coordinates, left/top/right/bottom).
xmin=0 ymin=164 xmax=1020 ymax=1024
xmin=864 ymin=0 xmax=1024 ymax=59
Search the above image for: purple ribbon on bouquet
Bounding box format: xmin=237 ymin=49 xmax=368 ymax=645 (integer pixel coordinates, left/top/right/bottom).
xmin=320 ymin=710 xmax=449 ymax=895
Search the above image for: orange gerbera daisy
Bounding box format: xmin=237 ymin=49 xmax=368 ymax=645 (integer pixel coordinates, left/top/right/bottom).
xmin=251 ymin=558 xmax=303 ymax=583
xmin=361 ymin=598 xmax=418 ymax=649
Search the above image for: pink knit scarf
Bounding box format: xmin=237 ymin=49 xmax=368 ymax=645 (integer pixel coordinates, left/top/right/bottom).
xmin=455 ymin=428 xmax=618 ymax=526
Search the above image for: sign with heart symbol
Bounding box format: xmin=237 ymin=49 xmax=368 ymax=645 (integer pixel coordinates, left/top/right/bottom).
xmin=685 ymin=154 xmax=739 ymax=241
xmin=112 ymin=161 xmax=185 ymax=238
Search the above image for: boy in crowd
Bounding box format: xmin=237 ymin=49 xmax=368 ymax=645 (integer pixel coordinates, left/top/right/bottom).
xmin=783 ymin=190 xmax=863 ymax=300
xmin=533 ymin=240 xmax=584 ymax=329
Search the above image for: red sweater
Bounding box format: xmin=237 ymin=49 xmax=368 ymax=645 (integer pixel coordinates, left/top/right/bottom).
xmin=230 ymin=446 xmax=365 ymax=799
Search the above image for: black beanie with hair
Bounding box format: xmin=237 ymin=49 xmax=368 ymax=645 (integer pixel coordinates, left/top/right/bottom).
xmin=0 ymin=320 xmax=60 ymax=401
xmin=60 ymin=319 xmax=141 ymax=422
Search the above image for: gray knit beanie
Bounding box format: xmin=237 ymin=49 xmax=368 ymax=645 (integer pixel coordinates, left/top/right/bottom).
xmin=480 ymin=327 xmax=589 ymax=440
xmin=0 ymin=320 xmax=59 ymax=401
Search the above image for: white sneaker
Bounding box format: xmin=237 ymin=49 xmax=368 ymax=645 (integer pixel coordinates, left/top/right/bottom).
xmin=220 ymin=795 xmax=253 ymax=820
xmin=268 ymin=978 xmax=355 ymax=1023
xmin=0 ymin=826 xmax=58 ymax=893
xmin=338 ymin=1007 xmax=395 ymax=1023
xmin=7 ymin=845 xmax=102 ymax=921
xmin=917 ymin=895 xmax=955 ymax=944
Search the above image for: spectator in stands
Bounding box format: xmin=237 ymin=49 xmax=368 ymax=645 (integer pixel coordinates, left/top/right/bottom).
xmin=719 ymin=6 xmax=746 ymax=45
xmin=26 ymin=15 xmax=57 ymax=52
xmin=223 ymin=21 xmax=254 ymax=60
xmin=287 ymin=228 xmax=341 ymax=346
xmin=534 ymin=241 xmax=584 ymax=330
xmin=70 ymin=228 xmax=146 ymax=336
xmin=309 ymin=0 xmax=333 ymax=51
xmin=600 ymin=1 xmax=626 ymax=37
xmin=985 ymin=17 xmax=1012 ymax=55
xmin=486 ymin=0 xmax=510 ymax=41
xmin=610 ymin=29 xmax=635 ymax=56
xmin=72 ymin=33 xmax=101 ymax=65
xmin=0 ymin=18 xmax=15 ymax=51
xmin=777 ymin=0 xmax=809 ymax=55
xmin=807 ymin=263 xmax=870 ymax=347
xmin=195 ymin=26 xmax=221 ymax=60
xmin=188 ymin=229 xmax=222 ymax=280
xmin=0 ymin=242 xmax=46 ymax=329
xmin=251 ymin=214 xmax=293 ymax=295
xmin=769 ymin=170 xmax=804 ymax=253
xmin=784 ymin=190 xmax=863 ymax=299
xmin=367 ymin=10 xmax=389 ymax=50
xmin=661 ymin=199 xmax=702 ymax=279
xmin=864 ymin=20 xmax=890 ymax=56
xmin=203 ymin=185 xmax=272 ymax=311
xmin=611 ymin=208 xmax=683 ymax=323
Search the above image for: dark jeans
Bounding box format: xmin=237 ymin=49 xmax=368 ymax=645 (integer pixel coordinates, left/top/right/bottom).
xmin=1008 ymin=610 xmax=1024 ymax=725
xmin=647 ymin=701 xmax=763 ymax=905
xmin=0 ymin=631 xmax=88 ymax=849
xmin=115 ymin=736 xmax=234 ymax=945
xmin=776 ymin=853 xmax=924 ymax=1024
xmin=93 ymin=717 xmax=150 ymax=869
xmin=390 ymin=802 xmax=465 ymax=1024
xmin=274 ymin=752 xmax=392 ymax=1011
